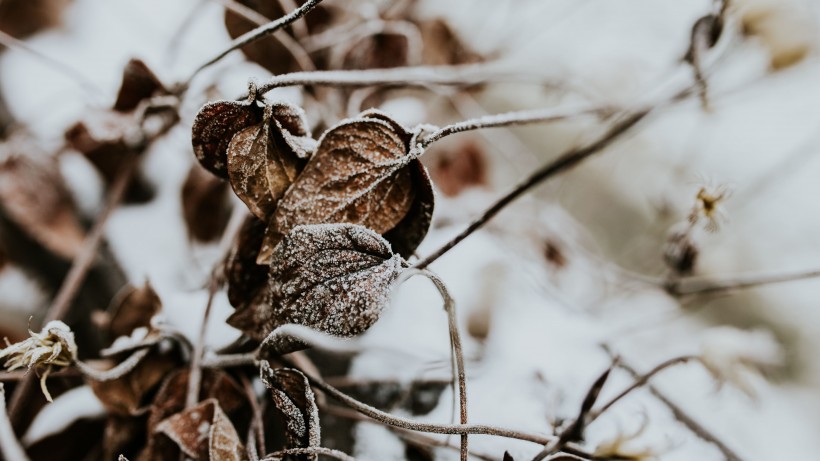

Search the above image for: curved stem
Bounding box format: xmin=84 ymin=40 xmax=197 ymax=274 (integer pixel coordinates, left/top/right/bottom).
xmin=74 ymin=348 xmax=152 ymax=382
xmin=261 ymin=447 xmax=356 ymax=461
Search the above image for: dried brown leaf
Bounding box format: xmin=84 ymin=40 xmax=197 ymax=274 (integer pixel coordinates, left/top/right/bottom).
xmin=140 ymin=369 xmax=247 ymax=461
xmin=260 ymin=363 xmax=320 ymax=460
xmin=0 ymin=134 xmax=86 ymax=259
xmin=181 ymin=163 xmax=231 ymax=241
xmin=340 ymin=32 xmax=410 ymax=70
xmin=226 ymin=214 xmax=269 ymax=310
xmin=235 ymin=223 xmax=402 ymax=348
xmin=114 ymin=58 xmax=169 ymax=112
xmin=419 ymin=19 xmax=483 ymax=66
xmin=429 ymin=141 xmax=487 ymax=197
xmin=105 ymin=280 xmax=162 ymax=341
xmin=88 ymin=351 xmax=177 ymax=416
xmin=192 ymin=99 xmax=264 ymax=178
xmin=226 ymin=102 xmax=313 ymax=221
xmin=262 ymin=115 xmax=416 ymax=263
xmin=155 ymin=398 xmax=247 ymax=461
xmin=0 ymin=0 xmax=70 ymax=39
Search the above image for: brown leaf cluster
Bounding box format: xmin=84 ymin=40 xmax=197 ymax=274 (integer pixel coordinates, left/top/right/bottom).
xmin=193 ymin=104 xmax=432 ymax=347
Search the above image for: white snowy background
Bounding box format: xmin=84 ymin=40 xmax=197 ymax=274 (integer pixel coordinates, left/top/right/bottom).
xmin=2 ymin=0 xmax=820 ymax=459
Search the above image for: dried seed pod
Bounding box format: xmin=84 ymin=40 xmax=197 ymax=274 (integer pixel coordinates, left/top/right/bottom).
xmin=260 ymin=363 xmax=320 ymax=460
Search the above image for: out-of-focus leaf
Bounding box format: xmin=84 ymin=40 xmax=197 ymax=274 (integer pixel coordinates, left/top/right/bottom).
xmin=0 ymin=133 xmax=85 ymax=259
xmin=260 ymin=363 xmax=320 ymax=461
xmin=181 ymin=163 xmax=231 ymax=242
xmin=88 ymin=351 xmax=177 ymax=416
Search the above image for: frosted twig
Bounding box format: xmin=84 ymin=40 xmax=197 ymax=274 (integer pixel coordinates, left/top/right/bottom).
xmin=416 ymin=104 xmax=614 ymax=152
xmin=260 ymin=447 xmax=356 ymax=461
xmin=256 ymin=64 xmax=554 ymax=94
xmin=0 ymin=384 xmax=29 ymax=461
xmin=185 ymin=276 xmax=219 ymax=409
xmin=74 ymin=348 xmax=152 ymax=382
xmin=668 ymin=267 xmax=820 ymax=297
xmin=201 ymin=352 xmax=257 ymax=368
xmin=286 ymin=358 xmax=548 ymax=444
xmin=186 ymin=0 xmax=324 ymax=84
xmin=398 ymin=268 xmax=470 ymax=461
xmin=603 ymin=346 xmax=745 ymax=461
xmin=213 ymin=0 xmax=317 ymax=72
xmin=413 ymin=107 xmax=653 ymax=270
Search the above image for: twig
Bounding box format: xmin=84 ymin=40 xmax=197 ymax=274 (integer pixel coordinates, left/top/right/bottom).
xmin=667 ymin=267 xmax=820 ymax=297
xmin=260 ymin=447 xmax=356 ymax=461
xmin=291 ymin=360 xmax=549 ymax=444
xmin=213 ymin=0 xmax=317 ymax=72
xmin=201 ymin=352 xmax=257 ymax=369
xmin=185 ymin=0 xmax=325 ymax=85
xmin=603 ymin=347 xmax=744 ymax=461
xmin=7 ymin=152 xmax=139 ymax=426
xmin=413 ymin=108 xmax=652 ymax=270
xmin=0 ymin=384 xmax=29 ymax=461
xmin=256 ymin=64 xmax=555 ymax=94
xmin=74 ymin=348 xmax=152 ymax=382
xmin=185 ymin=276 xmax=219 ymax=409
xmin=417 ymin=104 xmax=613 ymax=151
xmin=0 ymin=29 xmax=103 ymax=99
xmin=400 ymin=269 xmax=470 ymax=461
xmin=588 ymin=355 xmax=699 ymax=422
xmin=239 ymin=373 xmax=266 ymax=457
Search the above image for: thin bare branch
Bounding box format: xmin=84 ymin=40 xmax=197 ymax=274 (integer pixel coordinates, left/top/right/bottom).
xmin=186 ymin=0 xmax=324 ymax=84
xmin=256 ymin=65 xmax=555 ymax=94
xmin=418 ymin=105 xmax=613 ymax=151
xmin=261 ymin=447 xmax=356 ymax=461
xmin=413 ymin=108 xmax=652 ymax=270
xmin=74 ymin=348 xmax=152 ymax=382
xmin=185 ymin=276 xmax=219 ymax=409
xmin=603 ymin=346 xmax=745 ymax=461
xmin=668 ymin=267 xmax=820 ymax=297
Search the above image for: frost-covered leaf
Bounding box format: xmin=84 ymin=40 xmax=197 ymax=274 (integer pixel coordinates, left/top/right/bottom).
xmin=181 ymin=163 xmax=231 ymax=241
xmin=192 ymin=98 xmax=263 ymax=178
xmin=155 ymin=398 xmax=247 ymax=461
xmin=141 ymin=369 xmax=247 ymax=461
xmin=0 ymin=135 xmax=86 ymax=259
xmin=260 ymin=363 xmax=320 ymax=461
xmin=232 ymin=224 xmax=402 ymax=347
xmin=262 ymin=112 xmax=432 ymax=262
xmin=226 ymin=103 xmax=311 ymax=220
